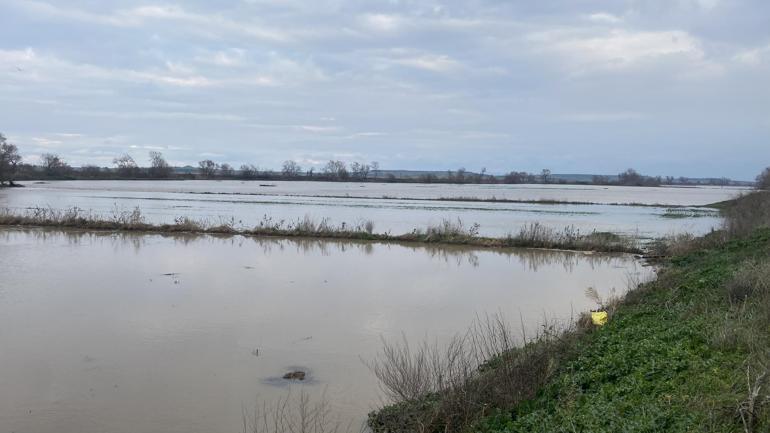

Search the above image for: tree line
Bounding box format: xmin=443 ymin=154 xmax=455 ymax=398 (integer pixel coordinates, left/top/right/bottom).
xmin=0 ymin=133 xmax=762 ymax=187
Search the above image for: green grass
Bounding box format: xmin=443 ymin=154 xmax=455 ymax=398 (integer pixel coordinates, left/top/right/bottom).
xmin=472 ymin=229 xmax=770 ymax=433
xmin=660 ymin=207 xmax=720 ymax=219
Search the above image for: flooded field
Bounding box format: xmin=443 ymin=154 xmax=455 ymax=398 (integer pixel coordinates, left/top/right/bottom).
xmin=0 ymin=181 xmax=745 ymax=237
xmin=0 ymin=228 xmax=651 ymax=433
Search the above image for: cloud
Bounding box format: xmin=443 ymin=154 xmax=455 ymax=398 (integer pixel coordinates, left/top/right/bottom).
xmin=529 ymin=29 xmax=705 ymax=68
xmin=9 ymin=1 xmax=292 ymax=42
xmin=583 ymin=12 xmax=623 ymax=24
xmin=360 ymin=13 xmax=403 ymax=32
xmin=297 ymin=125 xmax=341 ymax=133
xmin=733 ymin=44 xmax=770 ymax=66
xmin=393 ymin=54 xmax=460 ymax=73
xmin=1 ymin=0 xmax=768 ymax=178
xmin=560 ymin=112 xmax=647 ymax=122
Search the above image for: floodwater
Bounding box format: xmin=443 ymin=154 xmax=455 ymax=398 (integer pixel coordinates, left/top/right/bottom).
xmin=1 ymin=181 xmax=746 ymax=237
xmin=0 ymin=228 xmax=651 ymax=433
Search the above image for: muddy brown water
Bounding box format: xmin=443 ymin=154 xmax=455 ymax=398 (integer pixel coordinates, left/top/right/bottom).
xmin=0 ymin=228 xmax=652 ymax=433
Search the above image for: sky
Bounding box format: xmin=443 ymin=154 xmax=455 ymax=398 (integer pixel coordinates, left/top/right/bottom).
xmin=1 ymin=0 xmax=768 ymax=179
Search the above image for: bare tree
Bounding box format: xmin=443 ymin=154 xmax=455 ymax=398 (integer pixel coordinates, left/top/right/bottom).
xmin=756 ymin=167 xmax=770 ymax=190
xmin=41 ymin=153 xmax=71 ymax=177
xmin=370 ymin=161 xmax=380 ymax=179
xmin=350 ymin=162 xmax=370 ymax=180
xmin=540 ymin=168 xmax=551 ymax=184
xmin=0 ymin=133 xmax=22 ymax=185
xmin=503 ymin=171 xmax=532 ymax=184
xmin=198 ymin=159 xmax=219 ymax=178
xmin=220 ymin=163 xmax=235 ymax=177
xmin=240 ymin=164 xmax=258 ymax=179
xmin=322 ymin=160 xmax=348 ymax=180
xmin=113 ymin=154 xmax=139 ymax=178
xmin=447 ymin=167 xmax=467 ymax=183
xmin=148 ymin=151 xmax=172 ymax=178
xmin=282 ymin=160 xmax=302 ymax=178
xmin=617 ymin=168 xmax=661 ymax=187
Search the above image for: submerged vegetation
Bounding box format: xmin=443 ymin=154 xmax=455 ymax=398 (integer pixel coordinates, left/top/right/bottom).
xmin=0 ymin=206 xmax=640 ymax=253
xmin=367 ymin=190 xmax=770 ymax=433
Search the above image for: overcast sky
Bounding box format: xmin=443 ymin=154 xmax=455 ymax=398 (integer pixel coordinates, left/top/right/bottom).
xmin=1 ymin=0 xmax=768 ymax=179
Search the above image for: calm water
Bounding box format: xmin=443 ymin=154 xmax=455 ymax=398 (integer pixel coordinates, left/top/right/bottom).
xmin=1 ymin=181 xmax=745 ymax=237
xmin=0 ymin=228 xmax=650 ymax=433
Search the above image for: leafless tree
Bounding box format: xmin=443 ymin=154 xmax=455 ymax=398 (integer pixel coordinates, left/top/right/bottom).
xmin=540 ymin=168 xmax=551 ymax=184
xmin=350 ymin=162 xmax=370 ymax=180
xmin=220 ymin=163 xmax=235 ymax=177
xmin=198 ymin=159 xmax=219 ymax=178
xmin=503 ymin=171 xmax=532 ymax=184
xmin=323 ymin=160 xmax=348 ymax=180
xmin=370 ymin=161 xmax=380 ymax=179
xmin=240 ymin=164 xmax=258 ymax=179
xmin=448 ymin=167 xmax=467 ymax=183
xmin=42 ymin=153 xmax=71 ymax=177
xmin=282 ymin=160 xmax=302 ymax=178
xmin=0 ymin=133 xmax=22 ymax=185
xmin=113 ymin=154 xmax=138 ymax=178
xmin=148 ymin=151 xmax=172 ymax=178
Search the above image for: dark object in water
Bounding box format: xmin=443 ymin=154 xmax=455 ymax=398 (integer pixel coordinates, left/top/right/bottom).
xmin=259 ymin=184 xmax=276 ymax=187
xmin=282 ymin=371 xmax=306 ymax=380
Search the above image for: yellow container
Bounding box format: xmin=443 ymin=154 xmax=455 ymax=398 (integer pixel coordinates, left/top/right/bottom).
xmin=591 ymin=311 xmax=608 ymax=326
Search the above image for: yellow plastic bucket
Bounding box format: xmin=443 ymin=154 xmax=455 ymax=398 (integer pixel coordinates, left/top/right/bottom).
xmin=591 ymin=311 xmax=608 ymax=326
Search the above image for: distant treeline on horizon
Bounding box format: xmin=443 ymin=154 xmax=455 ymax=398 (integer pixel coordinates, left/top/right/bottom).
xmin=0 ymin=134 xmax=753 ymax=187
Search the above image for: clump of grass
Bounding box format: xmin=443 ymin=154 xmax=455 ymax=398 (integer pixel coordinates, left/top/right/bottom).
xmin=722 ymin=191 xmax=770 ymax=238
xmin=726 ymin=261 xmax=770 ymax=304
xmin=503 ymin=222 xmax=638 ymax=253
xmin=242 ymin=390 xmax=354 ymax=433
xmin=661 ymin=207 xmax=720 ymax=219
xmin=408 ymin=218 xmax=480 ymax=241
xmin=367 ymin=314 xmax=585 ymax=433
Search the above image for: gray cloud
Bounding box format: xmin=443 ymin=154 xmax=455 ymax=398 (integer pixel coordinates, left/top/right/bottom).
xmin=1 ymin=0 xmax=768 ymax=179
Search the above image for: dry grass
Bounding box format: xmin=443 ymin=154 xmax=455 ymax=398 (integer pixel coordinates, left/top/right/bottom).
xmin=723 ymin=191 xmax=770 ymax=238
xmin=366 ymin=314 xmax=586 ymax=433
xmin=504 ymin=222 xmax=638 ymax=252
xmin=0 ymin=207 xmax=640 ymax=253
xmin=242 ymin=390 xmax=357 ymax=433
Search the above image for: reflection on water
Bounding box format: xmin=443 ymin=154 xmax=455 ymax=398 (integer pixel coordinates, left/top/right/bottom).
xmin=2 ymin=227 xmax=626 ymax=272
xmin=0 ymin=228 xmax=652 ymax=433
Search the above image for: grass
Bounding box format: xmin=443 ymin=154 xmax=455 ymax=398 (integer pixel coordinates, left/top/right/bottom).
xmin=367 ymin=191 xmax=770 ymax=433
xmin=0 ymin=207 xmax=641 ymax=253
xmin=661 ymin=207 xmax=720 ymax=219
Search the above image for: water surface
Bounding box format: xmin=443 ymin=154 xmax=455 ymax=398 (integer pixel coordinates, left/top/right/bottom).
xmin=1 ymin=181 xmax=743 ymax=237
xmin=0 ymin=228 xmax=650 ymax=433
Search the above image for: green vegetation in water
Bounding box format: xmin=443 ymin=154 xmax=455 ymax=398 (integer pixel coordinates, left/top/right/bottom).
xmin=0 ymin=206 xmax=640 ymax=253
xmin=660 ymin=207 xmax=720 ymax=219
xmin=368 ymin=191 xmax=770 ymax=433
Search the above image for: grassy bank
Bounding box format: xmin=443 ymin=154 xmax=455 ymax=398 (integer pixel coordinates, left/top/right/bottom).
xmin=368 ymin=192 xmax=770 ymax=433
xmin=0 ymin=207 xmax=640 ymax=253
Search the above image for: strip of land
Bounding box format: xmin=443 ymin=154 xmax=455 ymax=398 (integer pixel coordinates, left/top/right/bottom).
xmin=186 ymin=190 xmax=724 ymax=209
xmin=0 ymin=207 xmax=640 ymax=254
